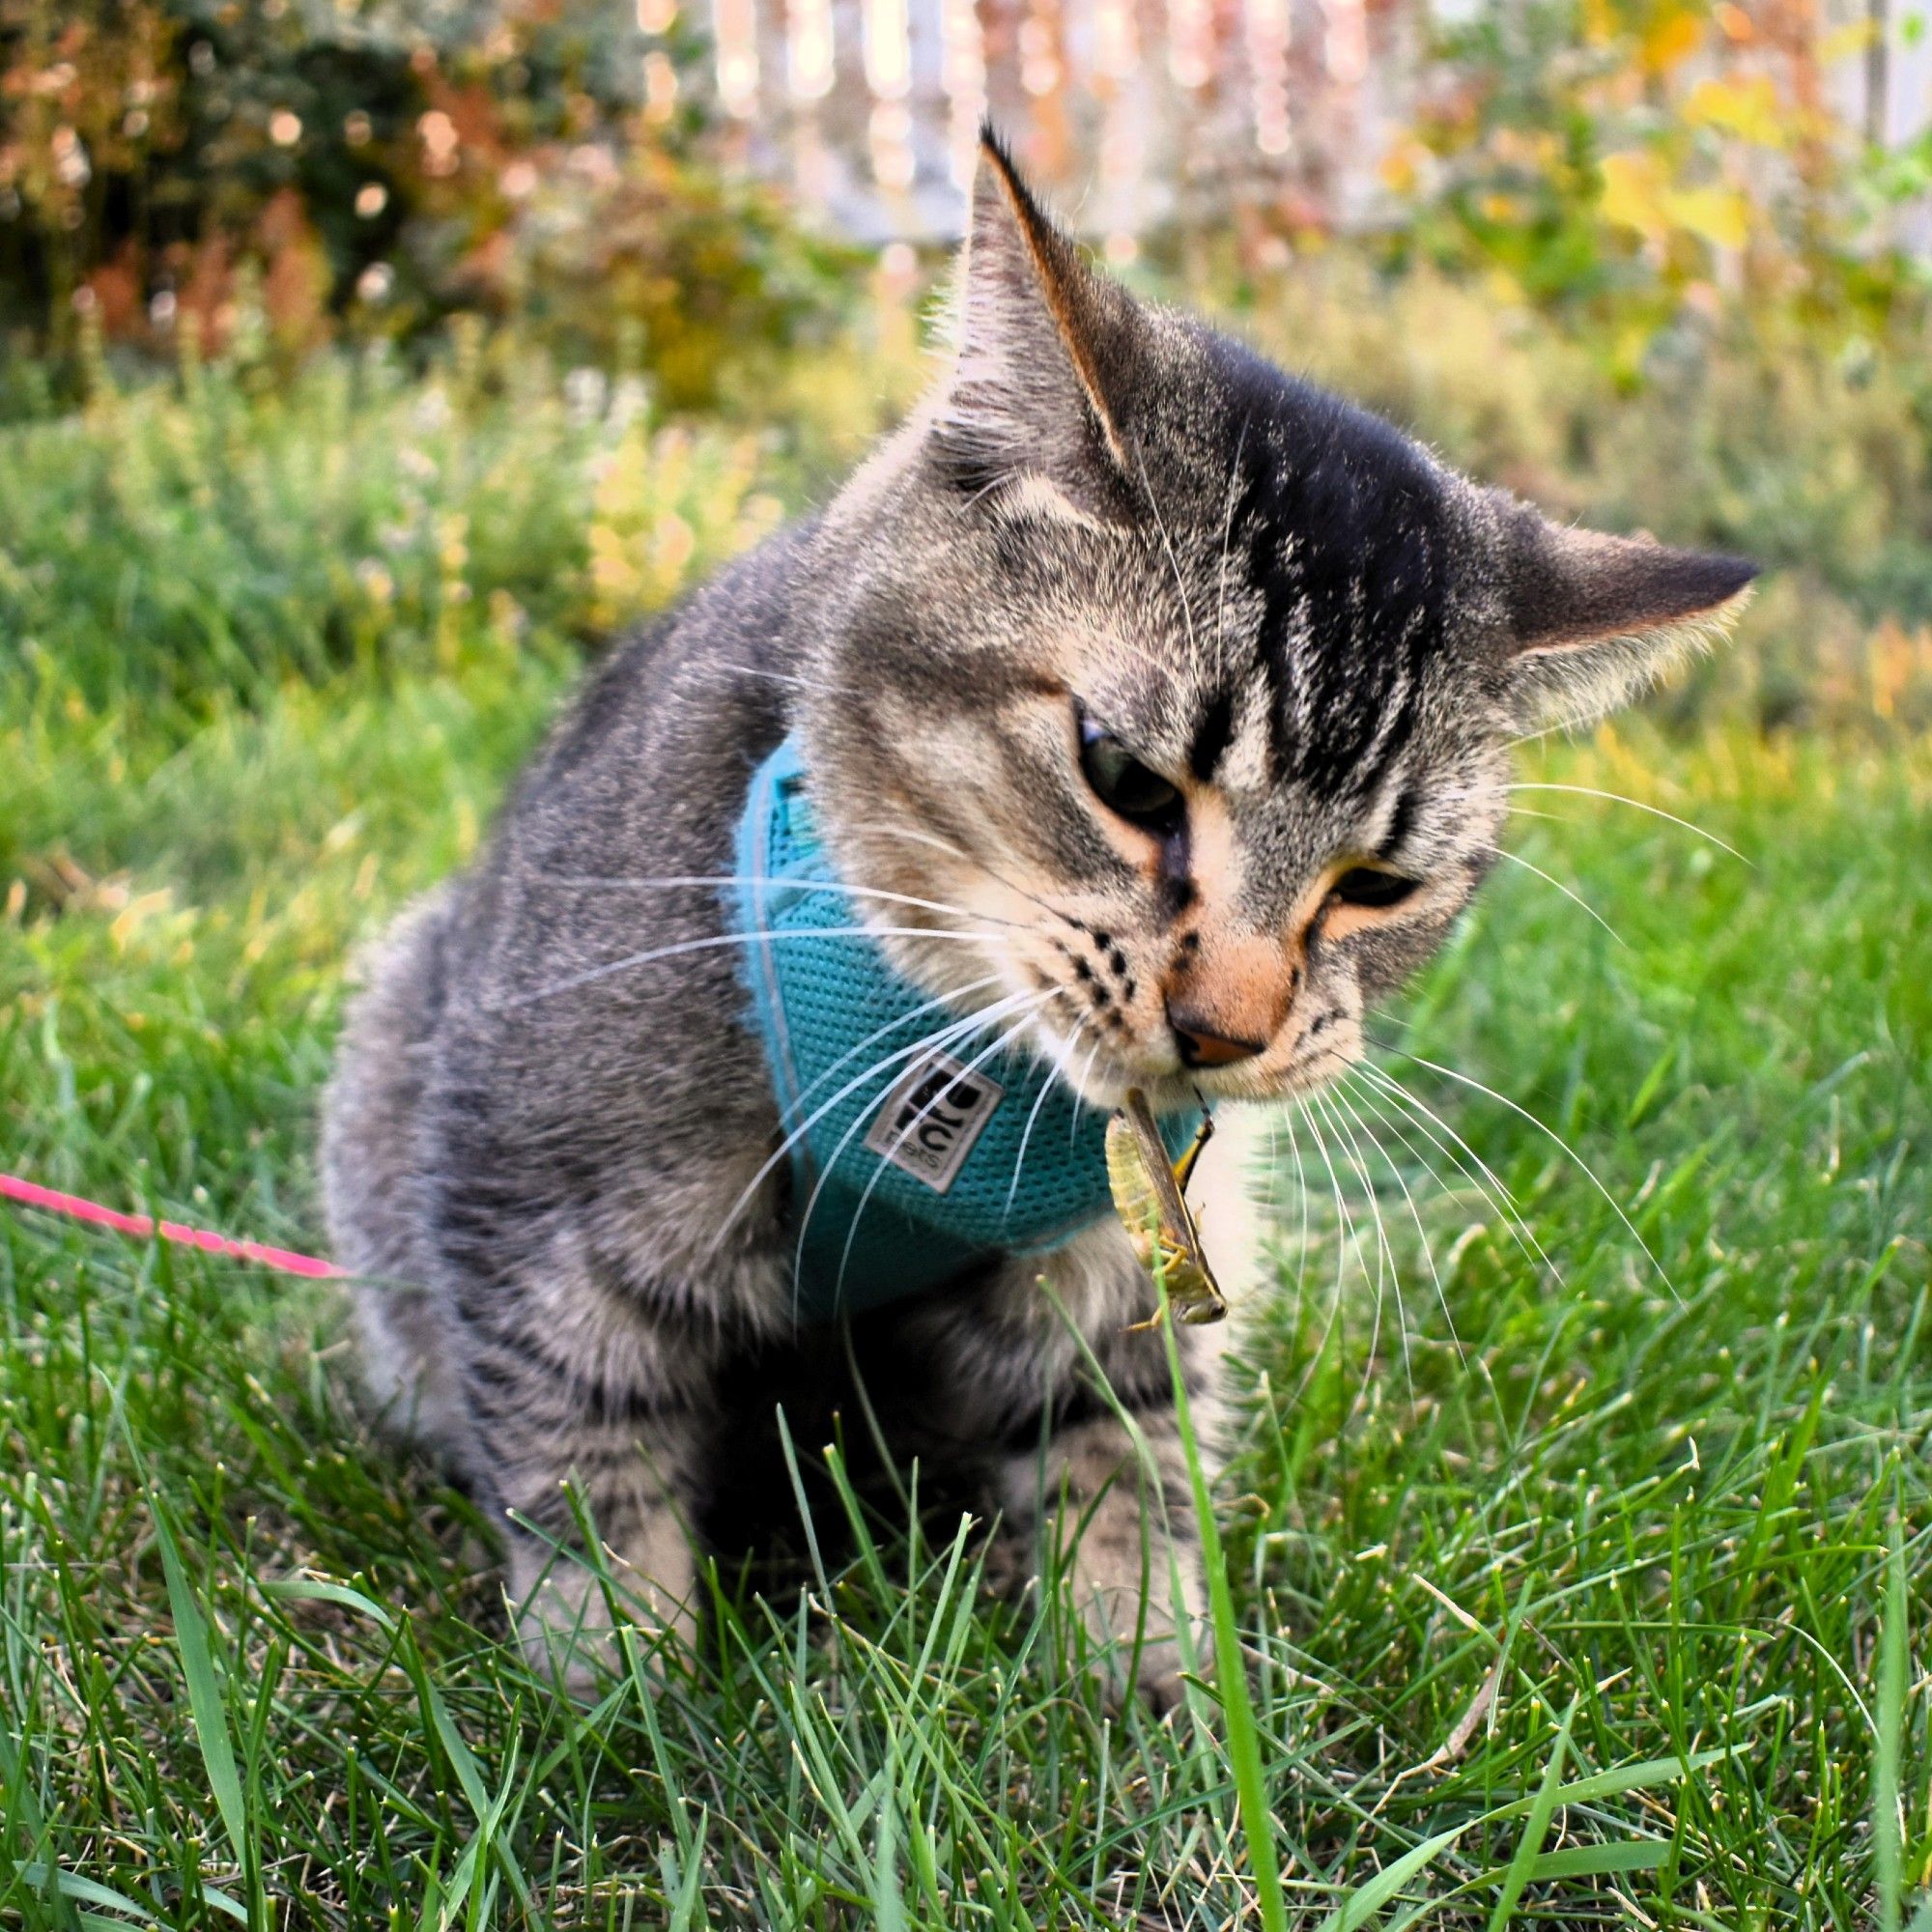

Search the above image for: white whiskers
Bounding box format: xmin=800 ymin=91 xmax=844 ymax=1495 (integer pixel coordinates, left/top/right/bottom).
xmin=814 ymin=995 xmax=1059 ymax=1309
xmin=533 ymin=871 xmax=1026 ymax=931
xmin=1506 ymin=781 xmax=1747 ymax=864
xmin=1005 ymin=1011 xmax=1092 ymax=1218
xmin=1365 ymin=1037 xmax=1677 ymax=1302
xmin=702 ymin=971 xmax=1012 ymax=1261
xmin=1353 ymin=1060 xmax=1559 ymax=1288
xmin=1476 ymin=844 xmax=1629 ymax=949
xmin=489 ymin=923 xmax=1010 ymax=1012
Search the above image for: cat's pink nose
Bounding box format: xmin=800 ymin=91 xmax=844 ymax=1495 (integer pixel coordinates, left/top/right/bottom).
xmin=1166 ymin=1000 xmax=1266 ymax=1068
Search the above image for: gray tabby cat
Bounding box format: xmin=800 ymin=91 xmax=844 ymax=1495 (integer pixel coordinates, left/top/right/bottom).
xmin=322 ymin=129 xmax=1754 ymax=1707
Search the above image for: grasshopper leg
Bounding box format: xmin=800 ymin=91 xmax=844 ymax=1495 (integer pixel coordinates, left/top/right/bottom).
xmin=1171 ymin=1111 xmax=1215 ymax=1195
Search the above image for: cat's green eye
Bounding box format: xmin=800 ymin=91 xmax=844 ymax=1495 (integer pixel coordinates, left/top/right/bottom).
xmin=1078 ymin=715 xmax=1181 ymax=828
xmin=1332 ymin=867 xmax=1421 ymax=910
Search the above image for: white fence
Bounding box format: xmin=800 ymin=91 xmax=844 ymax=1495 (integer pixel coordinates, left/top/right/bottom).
xmin=669 ymin=0 xmax=1932 ymax=247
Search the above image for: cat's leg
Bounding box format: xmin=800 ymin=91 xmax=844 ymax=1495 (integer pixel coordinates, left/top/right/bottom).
xmin=445 ymin=1249 xmax=727 ymax=1694
xmin=893 ymin=1105 xmax=1267 ymax=1709
xmin=1030 ymin=1243 xmax=1240 ymax=1714
xmin=322 ymin=888 xmax=476 ymax=1465
xmin=991 ymin=1223 xmax=1223 ymax=1711
xmin=354 ymin=1284 xmax=474 ymax=1468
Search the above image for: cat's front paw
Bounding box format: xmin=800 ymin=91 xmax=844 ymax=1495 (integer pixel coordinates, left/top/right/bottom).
xmin=1074 ymin=1581 xmax=1211 ymax=1715
xmin=1131 ymin=1630 xmax=1208 ymax=1718
xmin=508 ymin=1539 xmax=697 ymax=1697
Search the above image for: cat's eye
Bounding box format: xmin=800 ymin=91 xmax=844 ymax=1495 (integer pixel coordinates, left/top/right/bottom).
xmin=1078 ymin=715 xmax=1182 ymax=829
xmin=1332 ymin=867 xmax=1421 ymax=910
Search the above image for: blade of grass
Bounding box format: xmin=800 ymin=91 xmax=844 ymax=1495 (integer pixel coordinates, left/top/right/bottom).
xmin=1480 ymin=1841 xmax=1666 ymax=1881
xmin=260 ymin=1577 xmax=397 ymax=1632
xmin=0 ymin=1709 xmax=85 ymax=1932
xmin=1877 ymin=1510 xmax=1908 ymax=1932
xmin=148 ymin=1490 xmax=248 ymax=1860
xmin=1160 ymin=1310 xmax=1286 ymax=1932
xmin=11 ymin=1863 xmax=152 ymax=1927
xmin=1486 ymin=1697 xmax=1577 ymax=1932
xmin=432 ymin=1732 xmax=521 ymax=1932
xmin=665 ymin=1811 xmax=711 ymax=1932
xmin=1318 ymin=1738 xmax=1719 ymax=1930
xmin=395 ymin=1623 xmax=536 ymax=1917
xmin=871 ymin=1737 xmax=909 ymax=1932
xmin=1314 ymin=1825 xmax=1467 ymax=1932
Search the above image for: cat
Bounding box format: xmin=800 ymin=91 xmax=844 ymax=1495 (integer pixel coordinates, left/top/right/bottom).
xmin=321 ymin=127 xmax=1755 ymax=1709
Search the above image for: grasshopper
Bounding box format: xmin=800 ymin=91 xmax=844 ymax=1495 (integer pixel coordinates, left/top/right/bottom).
xmin=1106 ymin=1086 xmax=1227 ymax=1330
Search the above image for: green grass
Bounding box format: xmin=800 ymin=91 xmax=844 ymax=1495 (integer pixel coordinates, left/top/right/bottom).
xmin=2 ymin=355 xmax=1929 ymax=1928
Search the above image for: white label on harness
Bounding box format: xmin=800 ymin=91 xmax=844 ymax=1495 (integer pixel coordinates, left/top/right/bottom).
xmin=862 ymin=1050 xmax=1005 ymax=1195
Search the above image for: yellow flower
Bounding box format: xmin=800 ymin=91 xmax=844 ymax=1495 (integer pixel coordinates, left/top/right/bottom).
xmin=1640 ymin=8 xmax=1702 ymax=72
xmin=1599 ymin=150 xmax=1668 ymax=240
xmin=1687 ymin=75 xmax=1787 ymax=147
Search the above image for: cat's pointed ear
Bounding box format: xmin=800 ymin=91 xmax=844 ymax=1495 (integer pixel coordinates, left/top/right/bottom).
xmin=929 ymin=125 xmax=1138 ymax=513
xmin=1498 ymin=505 xmax=1758 ymax=729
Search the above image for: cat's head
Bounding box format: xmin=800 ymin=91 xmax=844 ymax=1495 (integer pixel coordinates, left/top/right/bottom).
xmin=800 ymin=128 xmax=1755 ymax=1115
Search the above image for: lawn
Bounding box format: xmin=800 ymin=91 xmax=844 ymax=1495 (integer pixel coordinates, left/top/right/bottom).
xmin=2 ymin=355 xmax=1928 ymax=1929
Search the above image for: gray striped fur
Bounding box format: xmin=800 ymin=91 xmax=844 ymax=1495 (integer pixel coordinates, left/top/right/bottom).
xmin=322 ymin=130 xmax=1754 ymax=1706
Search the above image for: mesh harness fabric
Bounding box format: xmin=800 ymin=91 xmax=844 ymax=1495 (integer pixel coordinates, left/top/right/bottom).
xmin=730 ymin=737 xmax=1199 ymax=1323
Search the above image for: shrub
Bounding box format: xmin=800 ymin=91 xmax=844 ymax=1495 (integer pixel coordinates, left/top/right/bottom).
xmin=0 ymin=335 xmax=791 ymax=726
xmin=0 ymin=0 xmax=853 ymax=404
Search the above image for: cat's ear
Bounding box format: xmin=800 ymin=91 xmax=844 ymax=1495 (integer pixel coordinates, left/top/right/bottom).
xmin=929 ymin=125 xmax=1139 ymax=514
xmin=1498 ymin=505 xmax=1758 ymax=730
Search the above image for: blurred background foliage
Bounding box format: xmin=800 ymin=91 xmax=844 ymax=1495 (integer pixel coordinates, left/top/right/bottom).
xmin=3 ymin=10 xmax=1930 ymax=1919
xmin=1382 ymin=0 xmax=1931 ymax=331
xmin=0 ymin=0 xmax=853 ymax=402
xmin=0 ymin=0 xmax=1928 ymax=736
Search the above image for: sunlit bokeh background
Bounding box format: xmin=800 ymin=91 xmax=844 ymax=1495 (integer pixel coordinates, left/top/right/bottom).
xmin=6 ymin=0 xmax=1931 ymax=727
xmin=4 ymin=10 xmax=1931 ymax=1922
xmin=9 ymin=0 xmax=1931 ymax=354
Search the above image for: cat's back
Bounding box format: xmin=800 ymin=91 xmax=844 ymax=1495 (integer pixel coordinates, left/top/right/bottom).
xmin=322 ymin=519 xmax=817 ymax=1290
xmin=433 ymin=518 xmax=823 ymax=1010
xmin=485 ymin=518 xmax=815 ymax=906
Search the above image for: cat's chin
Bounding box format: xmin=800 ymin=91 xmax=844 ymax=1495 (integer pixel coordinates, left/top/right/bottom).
xmin=1042 ymin=1036 xmax=1361 ymax=1116
xmin=1043 ymin=1055 xmax=1350 ymax=1117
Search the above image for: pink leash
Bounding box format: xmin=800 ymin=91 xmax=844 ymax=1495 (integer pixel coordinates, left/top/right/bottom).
xmin=0 ymin=1170 xmax=339 ymax=1279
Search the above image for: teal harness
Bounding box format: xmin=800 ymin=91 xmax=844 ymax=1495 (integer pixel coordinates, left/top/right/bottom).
xmin=730 ymin=738 xmax=1197 ymax=1322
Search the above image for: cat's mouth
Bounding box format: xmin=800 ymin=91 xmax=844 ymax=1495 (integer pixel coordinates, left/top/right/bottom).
xmin=1025 ymin=993 xmax=1361 ymax=1114
xmin=868 ymin=864 xmax=1357 ymax=1111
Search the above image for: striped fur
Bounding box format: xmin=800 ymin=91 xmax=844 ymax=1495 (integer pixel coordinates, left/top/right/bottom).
xmin=322 ymin=128 xmax=1755 ymax=1706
